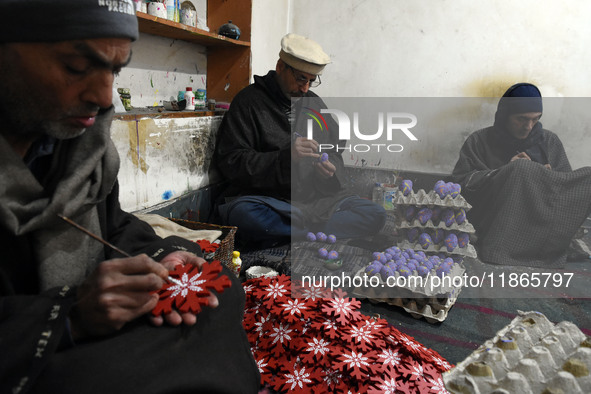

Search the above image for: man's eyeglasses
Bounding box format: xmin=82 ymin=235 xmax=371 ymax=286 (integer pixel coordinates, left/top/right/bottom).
xmin=288 ymin=65 xmax=321 ymax=88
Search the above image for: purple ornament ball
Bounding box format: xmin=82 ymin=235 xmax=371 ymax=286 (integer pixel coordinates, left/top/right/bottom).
xmin=419 ymin=233 xmax=433 ymax=249
xmin=316 ymin=232 xmax=327 ymax=242
xmin=455 ymin=208 xmax=466 ymax=225
xmin=327 ymin=234 xmax=337 ymax=243
xmin=432 ymin=228 xmax=445 ymax=244
xmin=319 ymin=152 xmax=329 ymax=162
xmin=434 ymin=180 xmax=449 ymax=199
xmin=397 ymin=265 xmax=411 ymax=278
xmin=399 ymin=179 xmax=413 ymax=196
xmin=306 ymin=232 xmax=317 ymax=242
xmin=380 ymin=266 xmax=396 ymax=280
xmin=450 ymin=183 xmax=462 ymax=198
xmin=458 ymin=233 xmax=470 ymax=248
xmin=417 ymin=208 xmax=433 ymax=225
xmin=442 ymin=209 xmax=456 ymax=227
xmin=444 ymin=233 xmax=458 ymax=252
xmin=417 ymin=265 xmax=430 ymax=277
xmin=318 ymin=248 xmax=328 ymax=258
xmin=327 ymin=250 xmax=339 ymax=260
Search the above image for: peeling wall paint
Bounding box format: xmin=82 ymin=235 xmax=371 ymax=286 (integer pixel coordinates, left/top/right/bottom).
xmin=111 ymin=116 xmax=223 ymax=212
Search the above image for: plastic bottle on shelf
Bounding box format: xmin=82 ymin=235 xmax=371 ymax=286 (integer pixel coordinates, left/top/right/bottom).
xmin=231 ymin=251 xmax=242 ymax=276
xmin=184 ymin=87 xmax=195 ymax=110
xmin=372 ymin=182 xmax=384 ymax=207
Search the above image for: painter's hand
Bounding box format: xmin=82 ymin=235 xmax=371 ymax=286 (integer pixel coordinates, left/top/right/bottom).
xmin=314 ymin=159 xmax=336 ymax=178
xmin=149 ymin=251 xmax=219 ymax=327
xmin=292 ymin=136 xmax=320 ymax=161
xmin=510 ymin=152 xmax=531 ymax=162
xmin=544 ymin=163 xmax=552 ymax=170
xmin=70 ymin=254 xmax=168 ymax=340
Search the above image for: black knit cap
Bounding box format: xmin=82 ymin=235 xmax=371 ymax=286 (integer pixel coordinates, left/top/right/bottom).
xmin=497 ymin=82 xmax=543 ymax=115
xmin=0 ymin=0 xmax=139 ymax=43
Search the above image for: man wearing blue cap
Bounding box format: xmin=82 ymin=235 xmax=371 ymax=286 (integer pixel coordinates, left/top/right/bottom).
xmin=0 ymin=1 xmax=259 ymax=393
xmin=452 ymin=83 xmax=591 ymax=267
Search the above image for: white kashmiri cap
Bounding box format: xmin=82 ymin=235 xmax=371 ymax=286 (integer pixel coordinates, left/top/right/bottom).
xmin=279 ymin=33 xmax=331 ymax=75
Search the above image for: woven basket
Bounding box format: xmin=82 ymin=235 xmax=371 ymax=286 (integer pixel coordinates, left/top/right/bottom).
xmin=168 ymin=218 xmax=237 ymax=269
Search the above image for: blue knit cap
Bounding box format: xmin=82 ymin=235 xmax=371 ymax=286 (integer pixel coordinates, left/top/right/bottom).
xmin=0 ymin=0 xmax=139 ymax=43
xmin=497 ymin=83 xmax=543 ymax=115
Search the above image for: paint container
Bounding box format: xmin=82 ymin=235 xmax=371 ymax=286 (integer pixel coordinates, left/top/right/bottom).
xmin=148 ymin=2 xmax=167 ymax=18
xmin=132 ymin=0 xmax=143 ymax=12
xmin=184 ymin=87 xmax=195 ymax=110
xmin=383 ymin=184 xmax=397 ymax=210
xmin=165 ymin=0 xmax=175 ymax=20
xmin=195 ymin=89 xmax=206 ymax=109
xmin=180 ymin=1 xmax=197 ymax=27
xmin=207 ymin=99 xmax=216 ymax=111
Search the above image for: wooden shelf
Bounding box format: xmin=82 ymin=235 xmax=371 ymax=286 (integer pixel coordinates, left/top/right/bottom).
xmin=114 ymin=109 xmax=226 ymax=121
xmin=136 ymin=11 xmax=250 ymax=48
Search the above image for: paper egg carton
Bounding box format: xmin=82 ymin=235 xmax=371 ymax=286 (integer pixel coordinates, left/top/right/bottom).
xmin=400 ymin=219 xmax=476 ymax=234
xmin=352 ymin=267 xmax=463 ymax=323
xmin=398 ymin=240 xmax=478 ymax=259
xmin=394 ymin=189 xmax=472 ymax=210
xmin=443 ymin=311 xmax=591 ymax=393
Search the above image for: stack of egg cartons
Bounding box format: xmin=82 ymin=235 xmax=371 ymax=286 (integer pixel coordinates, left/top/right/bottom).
xmin=395 ymin=179 xmax=477 ymax=260
xmin=444 ymin=311 xmax=591 ymax=393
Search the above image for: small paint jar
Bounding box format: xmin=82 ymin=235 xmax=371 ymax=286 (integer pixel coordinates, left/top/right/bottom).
xmin=148 ymin=2 xmax=167 ymax=18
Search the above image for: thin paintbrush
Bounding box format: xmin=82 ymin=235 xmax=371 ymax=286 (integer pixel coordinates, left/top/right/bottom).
xmin=58 ymin=214 xmax=132 ymax=257
xmin=58 ymin=214 xmax=176 ymax=282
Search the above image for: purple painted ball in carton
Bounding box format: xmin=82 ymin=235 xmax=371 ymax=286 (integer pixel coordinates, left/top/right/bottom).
xmin=316 ymin=232 xmax=327 ymax=242
xmin=436 ymin=265 xmax=451 ymax=278
xmin=449 ymin=183 xmax=461 ymax=198
xmin=327 ymin=234 xmax=337 ymax=243
xmin=458 ymin=233 xmax=470 ymax=248
xmin=306 ymin=232 xmax=316 ymax=242
xmin=423 ymin=260 xmax=434 ymax=270
xmin=444 ymin=233 xmax=458 ymax=252
xmin=419 ymin=232 xmax=433 ymax=249
xmin=417 ymin=265 xmax=430 ymax=277
xmin=318 ymin=248 xmax=328 ymax=258
xmin=406 ymin=259 xmax=418 ymax=271
xmin=432 ymin=228 xmax=445 ymax=244
xmin=327 ymin=250 xmax=339 ymax=260
xmin=380 ymin=265 xmax=395 ymax=280
xmin=434 ymin=180 xmax=449 ymax=199
xmin=442 ymin=257 xmax=455 ymax=267
xmin=365 ymin=262 xmax=381 ymax=276
xmin=455 ymin=208 xmax=466 ymax=225
xmin=404 ymin=206 xmax=417 ymax=221
xmin=399 ymin=179 xmax=413 ymax=196
xmin=441 ymin=209 xmax=456 ymax=227
xmin=397 ymin=265 xmax=412 ymax=278
xmin=417 ymin=207 xmax=432 ymax=225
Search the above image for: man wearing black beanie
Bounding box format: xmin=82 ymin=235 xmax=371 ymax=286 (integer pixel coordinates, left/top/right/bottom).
xmin=0 ymin=1 xmax=259 ymax=393
xmin=452 ymin=82 xmax=591 ymax=268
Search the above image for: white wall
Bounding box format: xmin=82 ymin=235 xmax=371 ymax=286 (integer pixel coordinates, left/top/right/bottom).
xmin=251 ymin=0 xmax=291 ymax=79
xmin=251 ymin=0 xmax=591 ymax=171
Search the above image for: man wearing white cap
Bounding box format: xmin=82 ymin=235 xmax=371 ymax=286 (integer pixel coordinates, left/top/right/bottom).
xmin=215 ymin=34 xmax=386 ymax=251
xmin=0 ymin=1 xmax=259 ymax=392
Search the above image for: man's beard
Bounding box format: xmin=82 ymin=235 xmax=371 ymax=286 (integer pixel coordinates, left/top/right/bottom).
xmin=0 ymin=56 xmax=92 ymax=141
